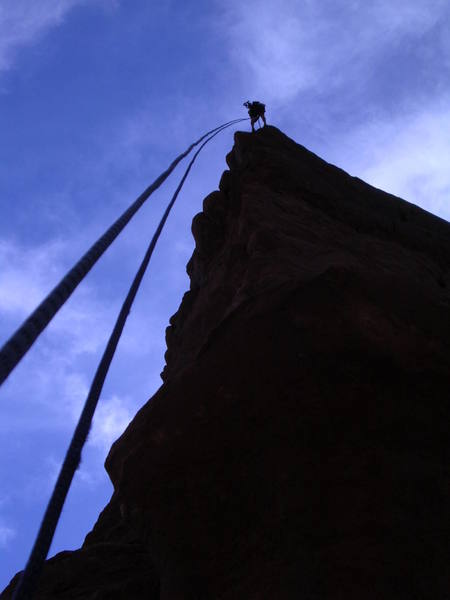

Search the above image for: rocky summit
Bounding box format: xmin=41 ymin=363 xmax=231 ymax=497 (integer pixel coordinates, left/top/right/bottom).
xmin=3 ymin=126 xmax=450 ymax=599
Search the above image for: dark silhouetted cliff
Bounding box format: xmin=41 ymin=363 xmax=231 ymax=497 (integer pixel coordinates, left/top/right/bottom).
xmin=3 ymin=126 xmax=450 ymax=599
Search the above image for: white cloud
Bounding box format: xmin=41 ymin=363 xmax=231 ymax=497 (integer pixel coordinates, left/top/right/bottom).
xmin=0 ymin=523 xmax=16 ymax=547
xmin=219 ymin=0 xmax=449 ymax=104
xmin=43 ymin=392 xmax=134 ymax=489
xmin=0 ymin=0 xmax=83 ymax=71
xmin=366 ymin=0 xmax=445 ymax=34
xmin=0 ymin=237 xmax=116 ymax=430
xmin=62 ymin=372 xmax=89 ymax=420
xmin=0 ymin=0 xmax=121 ymax=73
xmin=342 ymin=99 xmax=450 ymax=220
xmin=0 ymin=238 xmax=64 ymax=315
xmin=89 ymin=394 xmax=132 ymax=451
xmin=19 ymin=455 xmax=61 ymax=506
xmin=0 ymin=237 xmax=112 ymax=356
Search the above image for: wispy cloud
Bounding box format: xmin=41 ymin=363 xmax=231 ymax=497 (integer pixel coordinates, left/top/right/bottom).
xmin=0 ymin=0 xmax=83 ymax=72
xmin=0 ymin=236 xmax=115 ymax=431
xmin=0 ymin=238 xmax=64 ymax=316
xmin=219 ymin=0 xmax=449 ymax=105
xmin=0 ymin=233 xmax=162 ymax=464
xmin=0 ymin=237 xmax=112 ymax=355
xmin=339 ymin=98 xmax=450 ymax=220
xmin=0 ymin=0 xmax=120 ymax=74
xmin=25 ymin=455 xmax=60 ymax=500
xmin=0 ymin=496 xmax=15 ymax=547
xmin=88 ymin=394 xmax=133 ymax=451
xmin=0 ymin=523 xmax=16 ymax=548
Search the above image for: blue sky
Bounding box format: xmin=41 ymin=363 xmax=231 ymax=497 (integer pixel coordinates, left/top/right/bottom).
xmin=1 ymin=0 xmax=449 ymax=589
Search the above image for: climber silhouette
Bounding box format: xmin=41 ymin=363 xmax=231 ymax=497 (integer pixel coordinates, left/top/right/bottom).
xmin=243 ymin=101 xmax=267 ymax=132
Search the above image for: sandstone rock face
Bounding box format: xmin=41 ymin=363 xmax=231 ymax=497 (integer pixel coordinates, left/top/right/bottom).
xmin=3 ymin=126 xmax=450 ymax=599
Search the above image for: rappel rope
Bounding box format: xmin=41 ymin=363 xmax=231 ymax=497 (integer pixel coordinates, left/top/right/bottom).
xmin=11 ymin=119 xmax=246 ymax=600
xmin=0 ymin=118 xmax=247 ymax=389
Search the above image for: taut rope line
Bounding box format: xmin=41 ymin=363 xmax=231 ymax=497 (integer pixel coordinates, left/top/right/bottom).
xmin=11 ymin=120 xmax=245 ymax=600
xmin=0 ymin=118 xmax=247 ymax=388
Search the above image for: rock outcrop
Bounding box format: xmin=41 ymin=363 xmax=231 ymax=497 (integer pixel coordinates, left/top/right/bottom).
xmin=3 ymin=126 xmax=450 ymax=599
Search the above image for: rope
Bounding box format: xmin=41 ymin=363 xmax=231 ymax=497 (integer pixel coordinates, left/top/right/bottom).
xmin=0 ymin=118 xmax=248 ymax=388
xmin=11 ymin=120 xmax=243 ymax=600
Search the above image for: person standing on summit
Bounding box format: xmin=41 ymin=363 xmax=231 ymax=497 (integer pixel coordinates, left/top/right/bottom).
xmin=243 ymin=101 xmax=267 ymax=132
